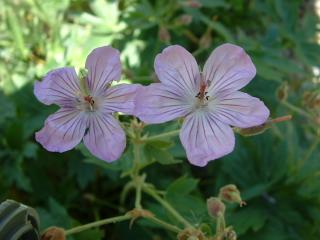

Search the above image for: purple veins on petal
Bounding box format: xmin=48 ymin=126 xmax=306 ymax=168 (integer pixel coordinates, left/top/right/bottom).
xmin=83 ymin=114 xmax=126 ymax=162
xmin=85 ymin=46 xmax=122 ymax=96
xmin=154 ymin=45 xmax=200 ymax=97
xmin=203 ymin=43 xmax=256 ymax=95
xmin=102 ymin=83 xmax=141 ymax=115
xmin=35 ymin=108 xmax=88 ymax=152
xmin=34 ymin=67 xmax=80 ymax=107
xmin=212 ymin=91 xmax=270 ymax=128
xmin=179 ymin=112 xmax=235 ymax=167
xmin=135 ymin=83 xmax=193 ymax=124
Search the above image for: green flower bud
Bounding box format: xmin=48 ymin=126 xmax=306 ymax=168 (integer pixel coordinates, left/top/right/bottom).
xmin=219 ymin=185 xmax=246 ymax=207
xmin=207 ymin=197 xmax=225 ymax=218
xmin=234 ymin=122 xmax=270 ymax=137
xmin=158 ymin=26 xmax=171 ymax=43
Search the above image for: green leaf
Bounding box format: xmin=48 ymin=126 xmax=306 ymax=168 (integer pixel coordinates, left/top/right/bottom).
xmin=166 ymin=176 xmax=199 ymax=196
xmin=147 ymin=139 xmax=173 ymax=149
xmin=37 ymin=198 xmax=72 ymax=230
xmin=229 ymin=207 xmax=268 ymax=234
xmin=144 ymin=144 xmax=181 ymax=165
xmin=68 ymin=158 xmax=97 ymax=189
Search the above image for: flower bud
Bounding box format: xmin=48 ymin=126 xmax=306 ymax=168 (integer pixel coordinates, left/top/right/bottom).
xmin=178 ymin=228 xmax=205 ymax=240
xmin=207 ymin=197 xmax=225 ymax=218
xmin=199 ymin=30 xmax=212 ymax=49
xmin=158 ymin=26 xmax=171 ymax=43
xmin=184 ymin=0 xmax=202 ymax=8
xmin=219 ymin=185 xmax=246 ymax=207
xmin=276 ymin=82 xmax=288 ymax=102
xmin=41 ymin=227 xmax=65 ymax=240
xmin=177 ymin=14 xmax=193 ymax=25
xmin=234 ymin=122 xmax=270 ymax=137
xmin=224 ymin=228 xmax=237 ymax=240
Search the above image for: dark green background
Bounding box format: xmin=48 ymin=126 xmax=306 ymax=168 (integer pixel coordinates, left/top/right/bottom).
xmin=0 ymin=0 xmax=319 ymax=239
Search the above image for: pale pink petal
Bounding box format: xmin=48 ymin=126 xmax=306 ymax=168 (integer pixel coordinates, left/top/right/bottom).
xmin=155 ymin=45 xmax=200 ymax=97
xmin=179 ymin=112 xmax=235 ymax=167
xmin=210 ymin=91 xmax=270 ymax=128
xmin=83 ymin=114 xmax=125 ymax=162
xmin=203 ymin=43 xmax=256 ymax=94
xmin=101 ymin=84 xmax=141 ymax=115
xmin=34 ymin=67 xmax=80 ymax=106
xmin=135 ymin=83 xmax=193 ymax=123
xmin=85 ymin=46 xmax=121 ymax=96
xmin=35 ymin=108 xmax=87 ymax=152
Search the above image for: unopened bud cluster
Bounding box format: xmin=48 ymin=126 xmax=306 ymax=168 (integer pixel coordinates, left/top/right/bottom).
xmin=206 ymin=184 xmax=245 ymax=240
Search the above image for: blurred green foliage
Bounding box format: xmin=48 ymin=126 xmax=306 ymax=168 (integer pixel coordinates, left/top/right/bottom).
xmin=0 ymin=0 xmax=320 ymax=239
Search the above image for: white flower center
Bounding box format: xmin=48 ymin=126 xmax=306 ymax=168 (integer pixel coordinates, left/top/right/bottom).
xmin=76 ymin=94 xmax=99 ymax=112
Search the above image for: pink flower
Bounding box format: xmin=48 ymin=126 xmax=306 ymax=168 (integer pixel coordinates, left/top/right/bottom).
xmin=34 ymin=46 xmax=140 ymax=162
xmin=135 ymin=44 xmax=270 ymax=166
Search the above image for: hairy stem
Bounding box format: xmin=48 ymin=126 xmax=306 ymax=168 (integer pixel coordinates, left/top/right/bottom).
xmin=147 ymin=215 xmax=182 ymax=233
xmin=64 ymin=215 xmax=131 ymax=236
xmin=142 ymin=185 xmax=193 ymax=228
xmin=144 ymin=130 xmax=180 ymax=142
xmin=135 ymin=177 xmax=143 ymax=209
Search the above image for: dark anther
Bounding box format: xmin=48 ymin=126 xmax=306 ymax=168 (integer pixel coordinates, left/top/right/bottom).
xmin=206 ymin=96 xmax=209 ymax=100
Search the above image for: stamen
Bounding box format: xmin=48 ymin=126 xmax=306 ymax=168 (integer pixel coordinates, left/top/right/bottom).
xmin=84 ymin=95 xmax=95 ymax=111
xmin=195 ymin=83 xmax=210 ymax=102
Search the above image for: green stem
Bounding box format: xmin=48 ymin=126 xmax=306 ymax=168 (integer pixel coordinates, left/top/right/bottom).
xmin=132 ymin=140 xmax=141 ymax=175
xmin=64 ymin=215 xmax=131 ymax=236
xmin=144 ymin=130 xmax=180 ymax=142
xmin=135 ymin=179 xmax=143 ymax=209
xmin=142 ymin=185 xmax=193 ymax=228
xmin=147 ymin=215 xmax=182 ymax=233
xmin=215 ymin=215 xmax=226 ymax=235
xmin=132 ymin=139 xmax=143 ymax=208
xmin=282 ymin=101 xmax=312 ymax=119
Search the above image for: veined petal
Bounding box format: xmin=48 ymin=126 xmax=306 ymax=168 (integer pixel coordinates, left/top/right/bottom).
xmin=83 ymin=113 xmax=125 ymax=162
xmin=101 ymin=84 xmax=141 ymax=115
xmin=135 ymin=83 xmax=193 ymax=124
xmin=210 ymin=91 xmax=270 ymax=128
xmin=179 ymin=112 xmax=235 ymax=167
xmin=155 ymin=45 xmax=200 ymax=97
xmin=35 ymin=108 xmax=87 ymax=152
xmin=203 ymin=43 xmax=256 ymax=95
xmin=34 ymin=67 xmax=80 ymax=106
xmin=85 ymin=46 xmax=121 ymax=96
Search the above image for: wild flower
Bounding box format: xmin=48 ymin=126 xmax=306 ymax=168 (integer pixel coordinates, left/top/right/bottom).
xmin=135 ymin=44 xmax=269 ymax=166
xmin=34 ymin=46 xmax=140 ymax=162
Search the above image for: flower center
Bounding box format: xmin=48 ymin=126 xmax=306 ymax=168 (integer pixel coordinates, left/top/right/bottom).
xmin=83 ymin=95 xmax=96 ymax=111
xmin=195 ymin=81 xmax=210 ymax=107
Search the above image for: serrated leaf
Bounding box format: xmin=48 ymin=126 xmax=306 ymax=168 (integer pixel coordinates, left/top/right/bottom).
xmin=144 ymin=144 xmax=181 ymax=165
